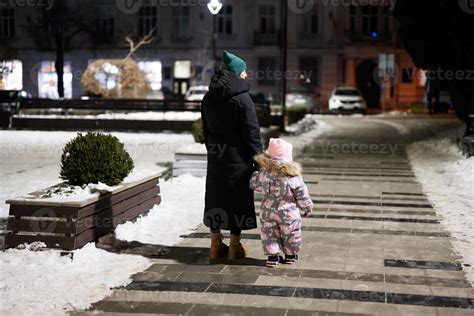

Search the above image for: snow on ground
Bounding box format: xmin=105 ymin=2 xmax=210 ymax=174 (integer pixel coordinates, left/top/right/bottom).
xmin=15 ymin=111 xmax=201 ymax=121
xmin=407 ymin=126 xmax=474 ymax=284
xmin=0 ymin=173 xmax=205 ymax=315
xmin=0 ymin=243 xmax=151 ymax=315
xmin=0 ymin=130 xmax=194 ymax=217
xmin=373 ymin=110 xmax=410 ymax=118
xmin=116 ymin=174 xmax=205 ymax=245
xmin=0 ymin=129 xmax=205 ymax=315
xmin=284 ymin=115 xmax=333 ymax=156
xmin=17 ymin=169 xmax=158 ymax=204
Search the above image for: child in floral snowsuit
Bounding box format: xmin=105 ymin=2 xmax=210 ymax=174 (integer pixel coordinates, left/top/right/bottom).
xmin=250 ymin=138 xmax=313 ymax=267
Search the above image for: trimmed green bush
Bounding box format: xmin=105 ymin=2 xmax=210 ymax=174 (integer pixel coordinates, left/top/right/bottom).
xmin=287 ymin=106 xmax=307 ymax=125
xmin=192 ymin=118 xmax=205 ymax=144
xmin=256 ymin=107 xmax=272 ymax=128
xmin=60 ymin=132 xmax=134 ymax=186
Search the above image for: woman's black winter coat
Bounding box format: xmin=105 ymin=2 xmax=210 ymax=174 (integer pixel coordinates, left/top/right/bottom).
xmin=201 ymin=70 xmax=263 ymax=232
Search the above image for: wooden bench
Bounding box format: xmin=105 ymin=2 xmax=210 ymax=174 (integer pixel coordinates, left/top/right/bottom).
xmin=4 ymin=174 xmax=161 ymax=250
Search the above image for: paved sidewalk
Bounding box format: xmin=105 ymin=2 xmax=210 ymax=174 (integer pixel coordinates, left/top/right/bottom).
xmin=71 ymin=117 xmax=473 ymax=315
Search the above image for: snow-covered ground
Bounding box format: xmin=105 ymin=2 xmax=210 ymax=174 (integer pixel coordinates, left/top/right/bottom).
xmin=0 ymin=129 xmax=206 ymax=315
xmin=15 ymin=111 xmax=201 ymax=121
xmin=0 ymin=118 xmax=332 ymax=315
xmin=407 ymin=126 xmax=474 ymax=285
xmin=0 ymin=130 xmax=194 ymax=217
xmin=284 ymin=114 xmax=332 ymax=156
xmin=1 ymin=243 xmax=150 ymax=315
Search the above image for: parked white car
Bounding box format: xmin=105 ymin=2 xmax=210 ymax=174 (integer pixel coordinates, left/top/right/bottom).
xmin=328 ymin=87 xmax=366 ymax=113
xmin=185 ymin=85 xmax=209 ymax=101
xmin=286 ymin=89 xmax=318 ymax=113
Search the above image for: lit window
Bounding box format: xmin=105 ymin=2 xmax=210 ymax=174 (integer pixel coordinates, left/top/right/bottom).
xmin=138 ymin=61 xmax=162 ymax=91
xmin=174 ymin=60 xmax=192 ymax=79
xmin=0 ymin=60 xmax=22 ymax=90
xmin=38 ymin=61 xmax=73 ymax=99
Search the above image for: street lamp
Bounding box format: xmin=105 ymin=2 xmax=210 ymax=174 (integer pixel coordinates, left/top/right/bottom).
xmin=207 ymin=0 xmax=223 ymax=60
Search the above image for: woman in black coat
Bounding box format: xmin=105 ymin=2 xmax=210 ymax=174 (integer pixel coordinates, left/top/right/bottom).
xmin=201 ymin=51 xmax=263 ymax=260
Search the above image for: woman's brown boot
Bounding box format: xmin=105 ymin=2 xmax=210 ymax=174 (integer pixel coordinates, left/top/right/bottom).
xmin=209 ymin=233 xmax=229 ymax=259
xmin=228 ymin=234 xmax=249 ymax=260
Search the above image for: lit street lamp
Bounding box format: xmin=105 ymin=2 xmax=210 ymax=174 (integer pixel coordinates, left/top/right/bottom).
xmin=207 ymin=0 xmax=222 ymax=60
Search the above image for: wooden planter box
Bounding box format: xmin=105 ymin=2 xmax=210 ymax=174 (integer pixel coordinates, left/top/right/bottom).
xmin=4 ymin=173 xmax=161 ymax=250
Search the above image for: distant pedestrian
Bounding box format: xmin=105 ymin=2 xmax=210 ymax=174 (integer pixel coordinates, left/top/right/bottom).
xmin=201 ymin=50 xmax=263 ymax=261
xmin=250 ymin=138 xmax=314 ymax=267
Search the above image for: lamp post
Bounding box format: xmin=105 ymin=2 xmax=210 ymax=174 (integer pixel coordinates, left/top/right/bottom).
xmin=207 ymin=0 xmax=223 ymax=60
xmin=280 ymin=0 xmax=288 ymax=131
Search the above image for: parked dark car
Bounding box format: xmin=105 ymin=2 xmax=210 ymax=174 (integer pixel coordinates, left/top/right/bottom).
xmin=0 ymin=90 xmax=30 ymax=128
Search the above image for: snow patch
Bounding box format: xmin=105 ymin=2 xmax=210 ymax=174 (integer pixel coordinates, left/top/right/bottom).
xmin=16 ymin=111 xmax=201 ymax=122
xmin=116 ymin=173 xmax=205 ymax=245
xmin=0 ymin=172 xmax=206 ymax=315
xmin=0 ymin=243 xmax=151 ymax=315
xmin=408 ymin=130 xmax=474 ymax=285
xmin=284 ymin=115 xmax=333 ymax=156
xmin=176 ymin=143 xmax=207 ymax=155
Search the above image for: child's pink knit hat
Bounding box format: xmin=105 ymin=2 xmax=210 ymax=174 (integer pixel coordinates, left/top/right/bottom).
xmin=268 ymin=138 xmax=293 ymax=162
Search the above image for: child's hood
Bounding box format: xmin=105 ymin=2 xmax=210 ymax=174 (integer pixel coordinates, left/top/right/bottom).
xmin=254 ymin=153 xmax=302 ymax=177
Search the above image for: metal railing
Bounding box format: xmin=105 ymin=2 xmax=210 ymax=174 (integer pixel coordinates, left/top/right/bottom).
xmin=18 ymin=98 xmax=202 ymax=112
xmin=17 ymin=98 xmax=271 ymax=112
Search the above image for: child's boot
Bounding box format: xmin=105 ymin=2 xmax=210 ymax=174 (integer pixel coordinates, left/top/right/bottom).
xmin=284 ymin=254 xmax=299 ymax=264
xmin=266 ymin=255 xmax=284 ymax=267
xmin=209 ymin=233 xmax=229 ymax=259
xmin=228 ymin=234 xmax=248 ymax=260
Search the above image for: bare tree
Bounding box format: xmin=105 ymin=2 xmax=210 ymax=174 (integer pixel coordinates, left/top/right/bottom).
xmin=122 ymin=26 xmax=157 ymax=63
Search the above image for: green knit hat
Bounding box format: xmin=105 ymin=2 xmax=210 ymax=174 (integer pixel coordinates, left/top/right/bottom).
xmin=222 ymin=50 xmax=247 ymax=76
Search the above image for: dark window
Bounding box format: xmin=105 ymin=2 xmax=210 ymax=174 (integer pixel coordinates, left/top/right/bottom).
xmin=217 ymin=5 xmax=233 ymax=34
xmin=259 ymin=5 xmax=276 ymax=34
xmin=258 ymin=57 xmax=276 ymax=86
xmin=311 ymin=14 xmax=319 ymax=34
xmin=172 ymin=6 xmax=190 ymax=37
xmin=163 ymin=66 xmax=172 ymax=80
xmin=0 ymin=8 xmax=15 ymax=39
xmin=362 ymin=5 xmax=378 ymax=37
xmin=138 ymin=6 xmax=157 ymax=37
xmin=300 ymin=57 xmax=320 ymax=86
xmin=350 ymin=5 xmax=357 ymax=34
xmin=402 ymin=68 xmax=414 ymax=83
xmin=383 ymin=6 xmax=390 ymax=33
xmin=96 ymin=6 xmax=114 ymax=38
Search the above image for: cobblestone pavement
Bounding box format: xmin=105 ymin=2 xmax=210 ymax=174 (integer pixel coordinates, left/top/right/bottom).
xmin=71 ymin=116 xmax=473 ymax=315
